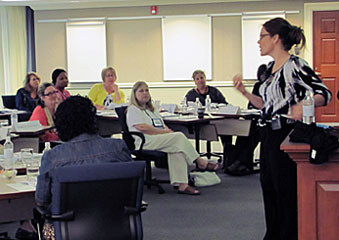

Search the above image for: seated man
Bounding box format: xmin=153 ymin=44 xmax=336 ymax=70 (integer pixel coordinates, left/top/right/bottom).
xmin=35 ymin=96 xmax=133 ymax=240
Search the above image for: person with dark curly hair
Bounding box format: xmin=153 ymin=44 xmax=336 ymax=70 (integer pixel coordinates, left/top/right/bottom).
xmin=35 ymin=96 xmax=132 ymax=240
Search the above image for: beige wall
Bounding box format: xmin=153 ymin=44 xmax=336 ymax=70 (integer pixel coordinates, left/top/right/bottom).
xmin=34 ymin=1 xmax=305 ymax=105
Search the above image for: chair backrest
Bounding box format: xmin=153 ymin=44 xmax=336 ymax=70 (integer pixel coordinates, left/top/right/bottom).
xmin=51 ymin=161 xmax=145 ymax=240
xmin=116 ymin=106 xmax=136 ymax=150
xmin=2 ymin=95 xmax=16 ymax=109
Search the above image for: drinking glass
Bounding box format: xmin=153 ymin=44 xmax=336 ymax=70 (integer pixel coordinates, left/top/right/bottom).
xmin=154 ymin=100 xmax=161 ymax=112
xmin=2 ymin=168 xmax=17 ymax=181
xmin=22 ymin=148 xmax=39 ymax=181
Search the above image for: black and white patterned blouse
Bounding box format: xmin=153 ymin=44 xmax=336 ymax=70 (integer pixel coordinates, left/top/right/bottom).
xmin=258 ymin=55 xmax=331 ymax=120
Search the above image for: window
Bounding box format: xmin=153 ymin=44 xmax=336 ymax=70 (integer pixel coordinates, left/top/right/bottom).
xmin=66 ymin=21 xmax=107 ymax=83
xmin=162 ymin=16 xmax=212 ymax=81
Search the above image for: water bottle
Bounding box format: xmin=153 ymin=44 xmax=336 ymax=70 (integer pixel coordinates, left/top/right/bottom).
xmin=205 ymin=95 xmax=211 ymax=112
xmin=42 ymin=142 xmax=51 ymax=154
xmin=3 ymin=136 xmax=15 ymax=180
xmin=10 ymin=112 xmax=18 ymax=127
xmin=302 ymin=90 xmax=315 ymax=124
xmin=195 ymin=97 xmax=201 ymax=115
xmin=181 ymin=97 xmax=188 ymax=113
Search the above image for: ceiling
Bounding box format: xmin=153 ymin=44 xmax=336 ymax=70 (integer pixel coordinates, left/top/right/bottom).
xmin=0 ymin=0 xmax=279 ymax=10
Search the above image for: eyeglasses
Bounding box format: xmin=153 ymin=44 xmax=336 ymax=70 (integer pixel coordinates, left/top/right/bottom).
xmin=43 ymin=90 xmax=58 ymax=96
xmin=259 ymin=34 xmax=270 ymax=40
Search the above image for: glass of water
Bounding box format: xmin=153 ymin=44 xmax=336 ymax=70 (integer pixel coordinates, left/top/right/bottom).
xmin=22 ymin=148 xmax=39 ymax=182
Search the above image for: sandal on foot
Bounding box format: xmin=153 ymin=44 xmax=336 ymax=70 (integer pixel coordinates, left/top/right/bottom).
xmin=195 ymin=161 xmax=220 ymax=172
xmin=178 ymin=186 xmax=200 ymax=195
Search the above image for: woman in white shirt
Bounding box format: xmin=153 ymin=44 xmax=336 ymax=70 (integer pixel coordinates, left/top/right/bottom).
xmin=127 ymin=81 xmax=218 ymax=195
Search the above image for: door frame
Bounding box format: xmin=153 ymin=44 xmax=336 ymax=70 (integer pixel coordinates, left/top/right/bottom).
xmin=304 ymin=2 xmax=339 ymax=67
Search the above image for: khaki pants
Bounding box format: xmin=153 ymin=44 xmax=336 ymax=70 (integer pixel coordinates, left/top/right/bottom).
xmin=143 ymin=132 xmax=199 ymax=184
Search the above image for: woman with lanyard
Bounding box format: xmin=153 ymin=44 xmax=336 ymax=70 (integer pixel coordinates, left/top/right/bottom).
xmin=233 ymin=18 xmax=331 ymax=240
xmin=88 ymin=66 xmax=125 ymax=110
xmin=127 ymin=81 xmax=219 ymax=195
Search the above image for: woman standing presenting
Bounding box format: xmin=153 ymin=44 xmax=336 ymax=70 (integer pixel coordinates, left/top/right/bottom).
xmin=233 ymin=18 xmax=331 ymax=240
xmin=88 ymin=67 xmax=125 ymax=110
xmin=127 ymin=81 xmax=218 ymax=195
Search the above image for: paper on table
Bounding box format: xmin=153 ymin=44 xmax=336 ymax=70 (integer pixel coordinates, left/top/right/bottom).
xmin=160 ymin=112 xmax=178 ymax=118
xmin=0 ymin=127 xmax=9 ymax=141
xmin=241 ymin=109 xmax=261 ymax=115
xmin=12 ymin=120 xmax=43 ymax=132
xmin=218 ymin=105 xmax=240 ymax=114
xmin=7 ymin=181 xmax=35 ymax=192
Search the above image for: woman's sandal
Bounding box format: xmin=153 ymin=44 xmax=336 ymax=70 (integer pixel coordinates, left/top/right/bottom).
xmin=195 ymin=161 xmax=220 ymax=172
xmin=177 ymin=185 xmax=200 ymax=195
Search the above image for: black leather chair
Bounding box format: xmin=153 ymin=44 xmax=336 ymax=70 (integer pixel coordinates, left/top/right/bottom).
xmin=2 ymin=95 xmax=16 ymax=109
xmin=116 ymin=106 xmax=169 ymax=194
xmin=34 ymin=162 xmax=146 ymax=240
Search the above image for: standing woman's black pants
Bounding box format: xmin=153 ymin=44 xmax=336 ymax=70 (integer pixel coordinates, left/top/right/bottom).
xmin=260 ymin=120 xmax=297 ymax=240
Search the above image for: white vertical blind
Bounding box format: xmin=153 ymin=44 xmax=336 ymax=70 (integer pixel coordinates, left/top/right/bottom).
xmin=241 ymin=14 xmax=285 ymax=79
xmin=162 ymin=16 xmax=212 ymax=81
xmin=66 ymin=21 xmax=107 ymax=83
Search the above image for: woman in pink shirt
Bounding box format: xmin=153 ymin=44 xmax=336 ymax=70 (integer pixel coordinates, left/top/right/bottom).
xmin=52 ymin=68 xmax=71 ymax=102
xmin=30 ymin=83 xmax=59 ymax=142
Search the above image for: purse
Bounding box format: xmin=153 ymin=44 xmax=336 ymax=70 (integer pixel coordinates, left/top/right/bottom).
xmin=190 ymin=171 xmax=221 ymax=187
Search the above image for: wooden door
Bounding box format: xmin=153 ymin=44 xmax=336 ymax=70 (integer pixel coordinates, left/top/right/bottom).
xmin=313 ymin=11 xmax=339 ymax=122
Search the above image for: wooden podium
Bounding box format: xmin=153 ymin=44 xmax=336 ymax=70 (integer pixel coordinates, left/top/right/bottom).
xmin=281 ymin=137 xmax=339 ymax=240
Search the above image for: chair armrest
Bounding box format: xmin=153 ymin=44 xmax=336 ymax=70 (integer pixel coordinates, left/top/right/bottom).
xmin=34 ymin=206 xmax=50 ymax=220
xmin=124 ymin=206 xmax=147 ymax=214
xmin=129 ymin=131 xmax=146 ymax=155
xmin=33 ymin=206 xmax=74 ymax=221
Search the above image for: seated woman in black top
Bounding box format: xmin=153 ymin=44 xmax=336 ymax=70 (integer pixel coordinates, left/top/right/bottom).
xmin=185 ymin=70 xmax=232 ymax=164
xmin=15 ymin=72 xmax=41 ymax=118
xmin=185 ymin=70 xmax=227 ymax=105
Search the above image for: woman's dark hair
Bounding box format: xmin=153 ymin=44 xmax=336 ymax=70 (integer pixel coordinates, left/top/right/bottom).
xmin=37 ymin=82 xmax=53 ymax=107
xmin=52 ymin=68 xmax=67 ymax=85
xmin=54 ymin=95 xmax=98 ymax=142
xmin=263 ymin=17 xmax=305 ymax=51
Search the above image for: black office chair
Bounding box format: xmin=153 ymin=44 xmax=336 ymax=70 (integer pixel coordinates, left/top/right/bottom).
xmin=34 ymin=161 xmax=146 ymax=240
xmin=2 ymin=95 xmax=16 ymax=109
xmin=116 ymin=106 xmax=169 ymax=194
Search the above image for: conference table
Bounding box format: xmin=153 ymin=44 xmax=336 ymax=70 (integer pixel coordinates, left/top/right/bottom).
xmin=96 ymin=109 xmax=257 ymax=153
xmin=0 ymin=176 xmax=36 ymax=223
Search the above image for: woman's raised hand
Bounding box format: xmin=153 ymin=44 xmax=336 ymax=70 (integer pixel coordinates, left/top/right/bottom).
xmin=112 ymin=83 xmax=119 ymax=92
xmin=233 ymin=74 xmax=246 ymax=95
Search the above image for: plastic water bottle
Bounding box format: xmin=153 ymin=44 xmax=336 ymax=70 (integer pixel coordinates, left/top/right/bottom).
xmin=181 ymin=97 xmax=187 ymax=113
xmin=302 ymin=90 xmax=315 ymax=124
xmin=205 ymin=95 xmax=211 ymax=112
xmin=42 ymin=142 xmax=51 ymax=154
xmin=195 ymin=97 xmax=201 ymax=115
xmin=10 ymin=112 xmax=18 ymax=127
xmin=3 ymin=136 xmax=15 ymax=180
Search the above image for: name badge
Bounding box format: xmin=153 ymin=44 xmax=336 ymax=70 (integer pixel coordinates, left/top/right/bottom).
xmin=152 ymin=118 xmax=164 ymax=128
